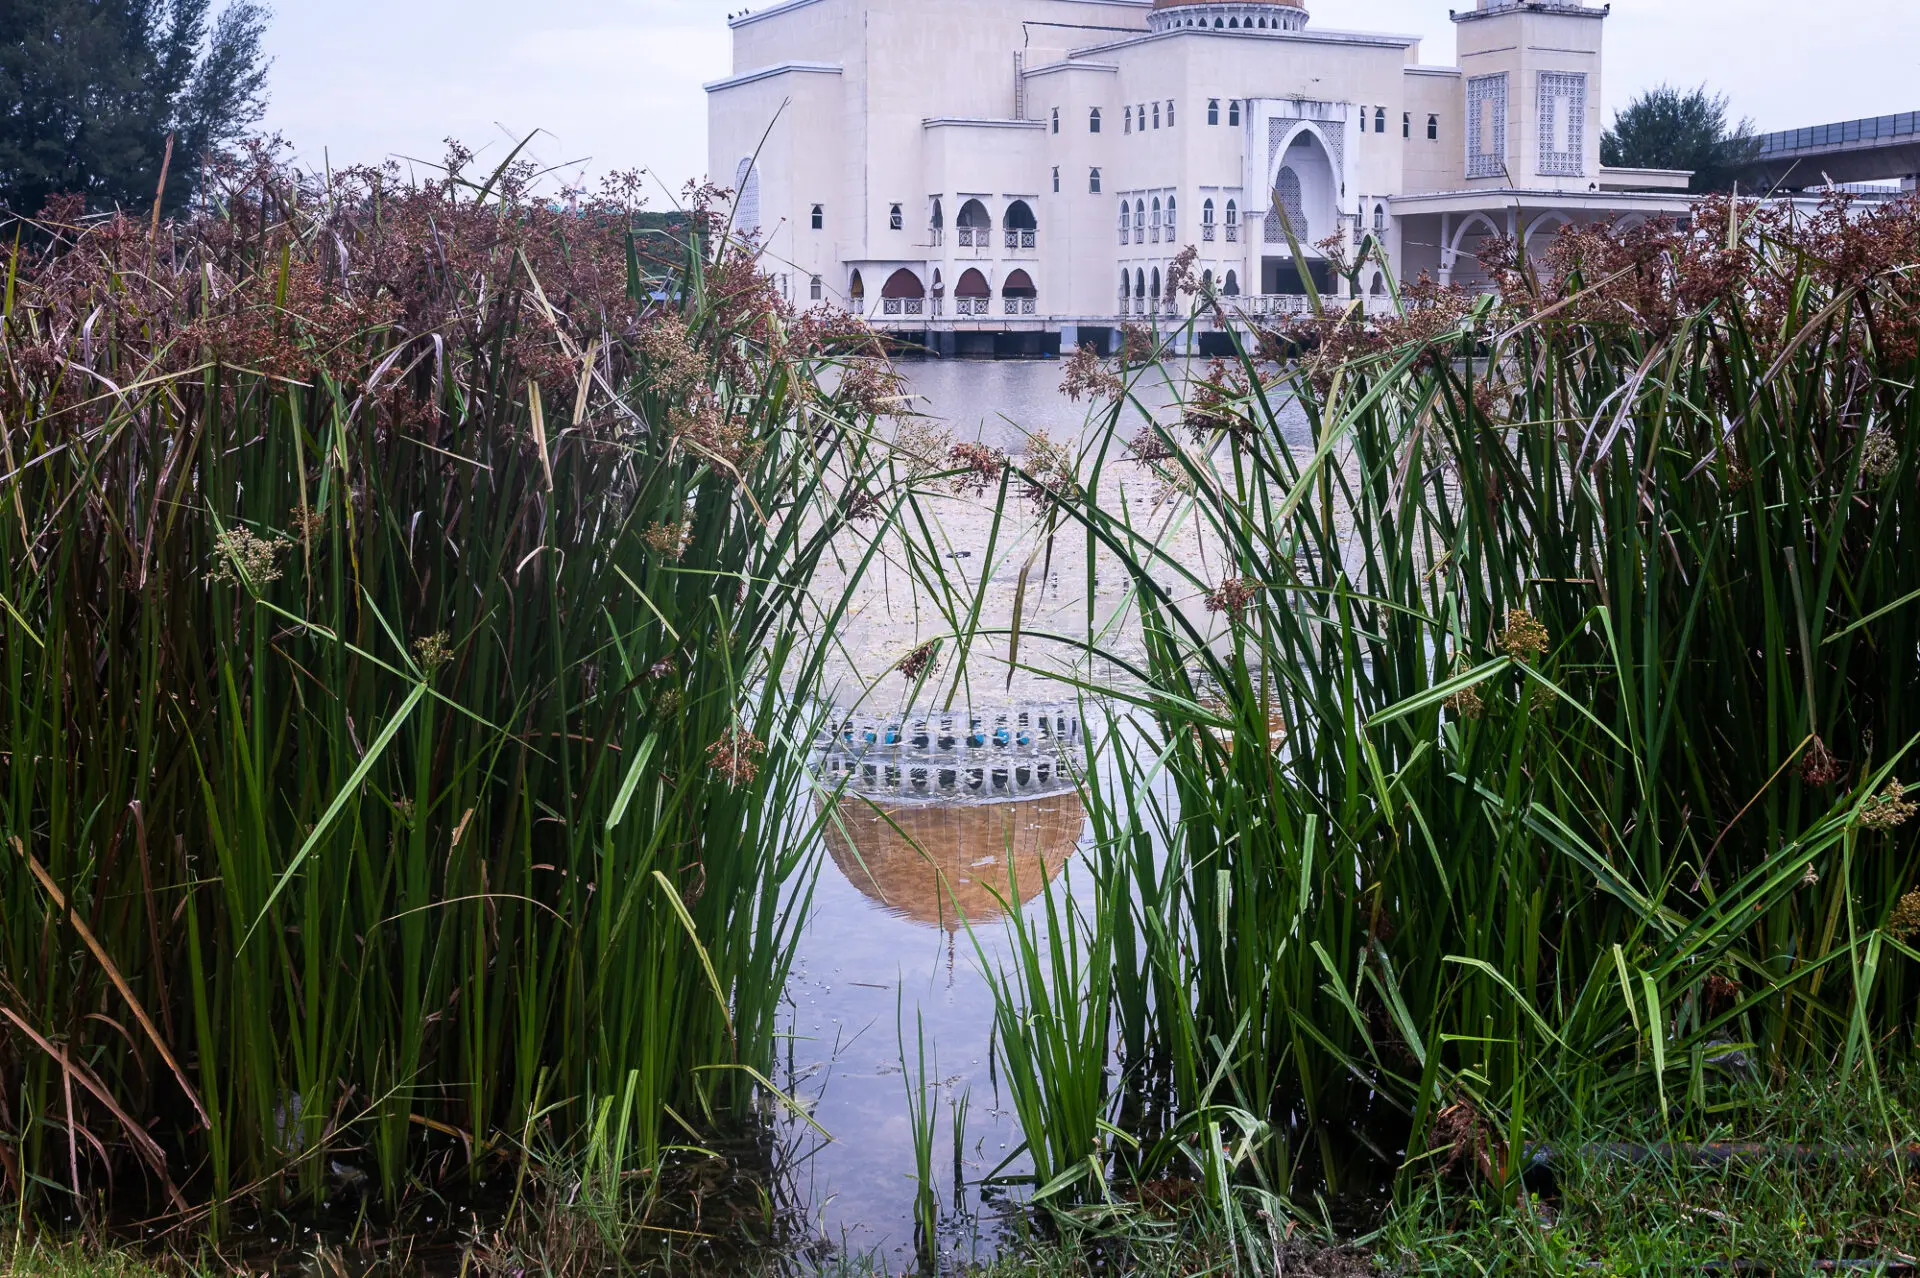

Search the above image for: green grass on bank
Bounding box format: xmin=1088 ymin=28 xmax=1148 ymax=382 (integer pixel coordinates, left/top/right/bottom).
xmin=17 ymin=1068 xmax=1912 ymax=1277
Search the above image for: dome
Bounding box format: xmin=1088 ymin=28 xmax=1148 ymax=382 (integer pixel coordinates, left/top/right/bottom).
xmin=819 ymin=793 xmax=1086 ymax=931
xmin=1147 ymin=0 xmax=1308 ymax=33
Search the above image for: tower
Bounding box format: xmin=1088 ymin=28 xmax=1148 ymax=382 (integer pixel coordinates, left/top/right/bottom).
xmin=1451 ymin=1 xmax=1608 ymax=190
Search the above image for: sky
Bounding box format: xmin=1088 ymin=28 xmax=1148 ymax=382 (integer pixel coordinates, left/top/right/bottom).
xmin=259 ymin=0 xmax=1920 ymax=199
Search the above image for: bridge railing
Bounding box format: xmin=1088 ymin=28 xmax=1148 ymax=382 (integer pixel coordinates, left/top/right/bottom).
xmin=1758 ymin=111 xmax=1920 ymax=157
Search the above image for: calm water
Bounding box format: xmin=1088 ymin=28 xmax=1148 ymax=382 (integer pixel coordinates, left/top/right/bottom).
xmin=775 ymin=359 xmax=1310 ymax=1268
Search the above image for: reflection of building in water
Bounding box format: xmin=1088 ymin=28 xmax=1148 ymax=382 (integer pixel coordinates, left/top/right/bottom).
xmin=819 ymin=792 xmax=1087 ymax=931
xmin=815 ymin=706 xmax=1084 ymax=801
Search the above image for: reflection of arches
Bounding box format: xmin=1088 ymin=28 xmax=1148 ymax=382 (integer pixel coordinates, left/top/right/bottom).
xmin=1005 ymin=200 xmax=1037 ymax=230
xmin=957 ymin=199 xmax=991 ymax=229
xmin=882 ymin=268 xmax=925 ymax=298
xmin=1224 ymin=269 xmax=1240 ymax=296
xmin=847 ymin=269 xmax=865 ymax=301
xmin=819 ymin=792 xmax=1086 ymax=931
xmin=1002 ymin=269 xmax=1036 ymax=298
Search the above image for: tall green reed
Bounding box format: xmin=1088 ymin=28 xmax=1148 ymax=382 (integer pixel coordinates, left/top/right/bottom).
xmin=0 ymin=149 xmax=898 ymax=1221
xmin=938 ymin=193 xmax=1920 ymax=1208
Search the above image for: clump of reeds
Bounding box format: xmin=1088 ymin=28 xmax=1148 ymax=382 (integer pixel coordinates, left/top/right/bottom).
xmin=937 ymin=191 xmax=1920 ymax=1215
xmin=0 ymin=143 xmax=900 ymax=1224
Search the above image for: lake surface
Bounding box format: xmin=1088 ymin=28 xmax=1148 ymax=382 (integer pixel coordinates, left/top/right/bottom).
xmin=776 ymin=357 xmax=1314 ymax=1268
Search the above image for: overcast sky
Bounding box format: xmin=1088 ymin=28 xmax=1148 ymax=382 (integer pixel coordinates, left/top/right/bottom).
xmin=260 ymin=0 xmax=1920 ymax=201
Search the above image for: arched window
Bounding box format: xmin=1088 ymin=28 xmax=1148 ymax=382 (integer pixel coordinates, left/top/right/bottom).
xmin=732 ymin=157 xmax=761 ymax=236
xmin=1119 ymin=201 xmax=1131 ymax=244
xmin=1403 ymin=112 xmax=1412 ymax=138
xmin=1228 ymin=17 xmax=1238 ymax=28
xmin=1207 ymin=98 xmax=1220 ymax=126
xmin=1373 ymin=202 xmax=1386 ymax=232
xmin=1089 ymin=167 xmax=1101 ymax=193
xmin=1274 ymin=167 xmax=1305 ymax=238
xmin=1427 ymin=114 xmax=1439 ymax=140
xmin=1375 ymin=107 xmax=1387 ymax=134
xmin=1120 ymin=270 xmax=1130 ymax=300
xmin=809 ymin=274 xmax=822 ymax=300
xmin=1051 ymin=106 xmax=1059 ymax=134
xmin=880 ymin=268 xmax=925 ymax=316
xmin=1124 ymin=105 xmax=1133 ymax=134
xmin=1135 ymin=267 xmax=1146 ymax=299
xmin=1370 ymin=272 xmax=1388 ymax=297
xmin=1150 ymin=267 xmax=1161 ymax=300
xmin=1228 ymin=100 xmax=1241 ymax=126
xmin=1090 ymin=107 xmax=1102 ymax=133
xmin=1052 ymin=166 xmax=1060 ymax=193
xmin=889 ymin=202 xmax=903 ymax=230
xmin=1134 ymin=198 xmax=1145 ymax=243
xmin=1202 ymin=198 xmax=1215 ymax=224
xmin=1225 ymin=199 xmax=1238 ymax=226
xmin=1202 ymin=268 xmax=1214 ymax=292
xmin=1214 ymin=17 xmax=1222 ymax=27
xmin=954 ymin=267 xmax=990 ymax=316
xmin=1151 ymin=102 xmax=1160 ymax=129
xmin=931 ymin=198 xmax=944 ymax=230
xmin=1002 ymin=269 xmax=1037 ymax=315
xmin=810 ymin=203 xmax=823 ymax=230
xmin=1005 ymin=200 xmax=1036 ymax=250
xmin=848 ymin=270 xmax=865 ymax=303
xmin=1166 ymin=195 xmax=1176 ymax=237
xmin=1167 ymin=99 xmax=1175 ymax=126
xmin=957 ymin=198 xmax=991 ymax=248
xmin=1150 ymin=196 xmax=1161 ymax=243
xmin=1224 ymin=269 xmax=1240 ymax=296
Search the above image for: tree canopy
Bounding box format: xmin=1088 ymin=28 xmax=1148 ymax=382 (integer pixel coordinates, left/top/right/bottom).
xmin=1601 ymin=84 xmax=1760 ymax=194
xmin=0 ymin=0 xmax=271 ymax=217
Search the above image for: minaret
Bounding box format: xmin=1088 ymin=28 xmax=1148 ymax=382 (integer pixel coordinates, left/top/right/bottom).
xmin=1451 ymin=1 xmax=1609 ymax=190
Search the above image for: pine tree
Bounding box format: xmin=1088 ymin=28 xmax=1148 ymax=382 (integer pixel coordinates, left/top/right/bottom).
xmin=0 ymin=0 xmax=271 ymax=217
xmin=1601 ymin=85 xmax=1761 ymax=194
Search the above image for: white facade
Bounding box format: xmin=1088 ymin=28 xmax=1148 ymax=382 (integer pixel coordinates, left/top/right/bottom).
xmin=706 ymin=0 xmax=1695 ymax=344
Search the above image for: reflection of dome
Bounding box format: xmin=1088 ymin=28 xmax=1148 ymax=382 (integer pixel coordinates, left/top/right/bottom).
xmin=819 ymin=793 xmax=1087 ymax=931
xmin=1147 ymin=0 xmax=1308 ymax=33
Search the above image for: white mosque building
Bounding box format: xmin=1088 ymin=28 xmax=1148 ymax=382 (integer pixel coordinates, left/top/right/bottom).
xmin=706 ymin=0 xmax=1696 ymax=354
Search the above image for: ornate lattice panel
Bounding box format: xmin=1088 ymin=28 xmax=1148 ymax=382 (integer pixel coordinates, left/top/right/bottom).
xmin=1466 ymin=74 xmax=1508 ymax=180
xmin=1265 ymin=167 xmax=1307 ymax=243
xmin=1537 ymin=71 xmax=1588 ymax=176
